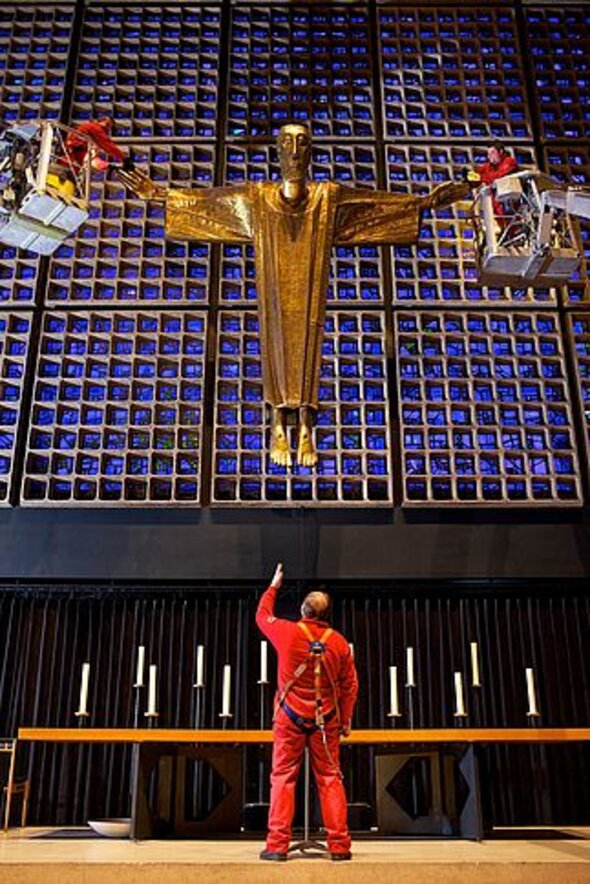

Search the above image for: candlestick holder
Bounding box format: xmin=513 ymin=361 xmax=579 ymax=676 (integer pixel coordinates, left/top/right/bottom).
xmin=190 ymin=682 xmax=206 ymax=822
xmin=144 ymin=712 xmax=159 ymax=729
xmin=219 ymin=713 xmax=232 ymax=731
xmin=74 ymin=711 xmax=89 ymax=727
xmin=471 ymin=685 xmax=482 ymax=726
xmin=405 ymin=685 xmax=416 ymax=730
xmin=257 ymin=679 xmax=269 ymax=730
xmin=256 ymin=680 xmax=270 ymax=803
xmin=387 ymin=710 xmax=402 ymax=728
xmin=132 ymin=684 xmax=144 ymax=729
xmin=193 ymin=684 xmax=205 ymax=730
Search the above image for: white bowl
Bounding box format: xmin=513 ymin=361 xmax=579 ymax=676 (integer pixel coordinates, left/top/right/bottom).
xmin=88 ymin=817 xmax=131 ymax=838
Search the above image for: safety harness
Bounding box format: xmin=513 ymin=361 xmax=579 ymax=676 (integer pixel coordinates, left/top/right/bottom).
xmin=275 ymin=621 xmax=342 ymax=763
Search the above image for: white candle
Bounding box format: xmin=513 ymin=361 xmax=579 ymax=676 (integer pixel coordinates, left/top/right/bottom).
xmin=260 ymin=641 xmax=268 ymax=683
xmin=406 ymin=647 xmax=415 ymax=687
xmin=78 ymin=662 xmax=90 ymax=714
xmin=388 ymin=665 xmax=400 ymax=716
xmin=135 ymin=645 xmax=145 ymax=687
xmin=194 ymin=644 xmax=204 ymax=688
xmin=454 ymin=671 xmax=466 ymax=716
xmin=525 ymin=667 xmax=539 ymax=716
xmin=470 ymin=642 xmax=481 ymax=687
xmin=147 ymin=664 xmax=157 ymax=715
xmin=221 ymin=664 xmax=231 ymax=717
xmin=349 ymin=643 xmax=354 ymax=659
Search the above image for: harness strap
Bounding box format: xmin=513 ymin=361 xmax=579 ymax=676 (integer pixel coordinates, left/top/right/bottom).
xmin=273 ymin=621 xmax=341 ymax=728
xmin=299 ymin=622 xmax=333 ymax=727
xmin=279 ymin=701 xmax=337 ymax=734
xmin=274 ymin=661 xmax=307 ymax=717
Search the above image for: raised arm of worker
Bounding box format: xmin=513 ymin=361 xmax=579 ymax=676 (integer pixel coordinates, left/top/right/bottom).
xmin=76 ymin=120 xmax=126 ymax=163
xmin=255 ymin=562 xmax=297 ymax=647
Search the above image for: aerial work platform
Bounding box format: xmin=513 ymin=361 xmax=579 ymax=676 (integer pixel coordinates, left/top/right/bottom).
xmin=0 ymin=121 xmax=90 ymax=255
xmin=472 ymin=170 xmax=589 ymax=287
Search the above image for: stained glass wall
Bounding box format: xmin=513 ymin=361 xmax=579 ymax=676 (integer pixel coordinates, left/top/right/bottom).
xmin=0 ymin=0 xmax=588 ymax=508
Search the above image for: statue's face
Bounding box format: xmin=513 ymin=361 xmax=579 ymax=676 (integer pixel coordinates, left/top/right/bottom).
xmin=277 ymin=124 xmax=311 ymax=182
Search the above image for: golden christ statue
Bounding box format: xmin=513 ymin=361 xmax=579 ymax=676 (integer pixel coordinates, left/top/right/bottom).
xmin=119 ymin=125 xmax=467 ymax=467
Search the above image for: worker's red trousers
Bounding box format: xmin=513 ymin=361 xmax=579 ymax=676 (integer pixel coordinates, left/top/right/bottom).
xmin=266 ymin=706 xmax=351 ymax=855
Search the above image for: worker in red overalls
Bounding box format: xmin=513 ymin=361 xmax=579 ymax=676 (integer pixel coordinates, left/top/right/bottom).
xmin=475 ymin=141 xmax=518 ymax=188
xmin=62 ymin=117 xmax=130 ymax=175
xmin=256 ymin=562 xmax=358 ymax=862
xmin=466 ymin=141 xmax=519 ymax=221
xmin=49 ymin=117 xmax=132 ymax=195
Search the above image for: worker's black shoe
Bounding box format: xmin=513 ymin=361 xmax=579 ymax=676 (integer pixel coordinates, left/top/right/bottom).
xmin=259 ymin=849 xmax=287 ymax=862
xmin=331 ymin=851 xmax=352 ymax=861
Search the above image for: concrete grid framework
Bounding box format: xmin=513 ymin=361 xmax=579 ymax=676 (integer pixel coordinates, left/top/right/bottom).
xmin=0 ymin=0 xmax=587 ymax=507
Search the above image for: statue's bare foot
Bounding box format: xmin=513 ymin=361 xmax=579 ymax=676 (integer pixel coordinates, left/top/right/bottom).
xmin=270 ymin=423 xmax=292 ymax=468
xmin=296 ymin=423 xmax=318 ymax=467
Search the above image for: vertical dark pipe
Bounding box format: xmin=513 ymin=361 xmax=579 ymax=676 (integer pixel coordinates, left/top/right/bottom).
xmin=209 ymin=598 xmax=221 ymax=726
xmin=438 ymin=597 xmax=446 ymax=728
xmin=177 ymin=600 xmax=187 ymax=727
xmin=363 ymin=596 xmax=374 ymax=728
xmin=0 ymin=596 xmax=18 ymax=732
xmin=375 ymin=595 xmax=384 ymax=729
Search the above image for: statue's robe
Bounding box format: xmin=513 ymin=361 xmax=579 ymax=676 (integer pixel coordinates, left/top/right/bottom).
xmin=166 ymin=180 xmax=467 ymax=410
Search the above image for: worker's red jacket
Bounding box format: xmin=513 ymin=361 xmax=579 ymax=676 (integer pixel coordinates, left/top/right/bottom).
xmin=256 ymin=584 xmax=358 ymax=727
xmin=62 ymin=121 xmax=125 ymax=172
xmin=476 ymin=154 xmax=518 ymax=186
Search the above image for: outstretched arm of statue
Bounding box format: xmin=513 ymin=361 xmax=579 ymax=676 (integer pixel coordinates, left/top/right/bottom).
xmin=420 ymin=181 xmax=471 ymax=212
xmin=334 ymin=181 xmax=470 ymax=246
xmin=116 ymin=167 xmax=168 ymax=201
xmin=166 ymin=183 xmax=254 ymax=243
xmin=117 ymin=170 xmax=254 ymax=243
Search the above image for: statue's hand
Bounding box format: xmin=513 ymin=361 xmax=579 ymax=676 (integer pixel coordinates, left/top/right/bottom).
xmin=424 ymin=181 xmax=471 ymax=211
xmin=116 ymin=168 xmax=167 ymax=201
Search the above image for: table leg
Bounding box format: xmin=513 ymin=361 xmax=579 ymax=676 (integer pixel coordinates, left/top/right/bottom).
xmin=458 ymin=744 xmax=483 ymax=841
xmin=3 ymin=741 xmax=17 ymax=832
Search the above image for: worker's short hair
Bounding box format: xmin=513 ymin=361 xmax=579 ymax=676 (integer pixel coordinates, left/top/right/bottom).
xmin=97 ymin=116 xmax=114 ymax=129
xmin=301 ymin=591 xmax=331 ymax=620
xmin=491 ymin=140 xmax=507 ymax=154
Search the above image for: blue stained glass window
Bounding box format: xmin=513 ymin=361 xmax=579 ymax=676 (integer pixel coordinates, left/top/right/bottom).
xmin=397 ymin=311 xmax=582 ymax=504
xmin=213 ymin=310 xmax=391 ymax=504
xmin=22 ymin=311 xmax=206 ymax=504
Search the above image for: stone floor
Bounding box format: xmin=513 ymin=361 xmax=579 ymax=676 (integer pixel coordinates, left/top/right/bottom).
xmin=1 ymin=827 xmax=589 ymax=884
